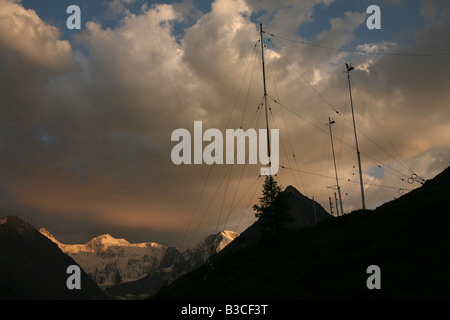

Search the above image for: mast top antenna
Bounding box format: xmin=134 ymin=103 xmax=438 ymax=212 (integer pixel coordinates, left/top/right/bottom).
xmin=345 ymin=63 xmax=354 ymax=72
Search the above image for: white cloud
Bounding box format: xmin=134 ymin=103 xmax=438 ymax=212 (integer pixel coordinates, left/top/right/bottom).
xmin=0 ymin=0 xmax=74 ymax=72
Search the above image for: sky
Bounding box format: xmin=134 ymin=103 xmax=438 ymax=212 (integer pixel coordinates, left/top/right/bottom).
xmin=0 ymin=0 xmax=449 ymax=247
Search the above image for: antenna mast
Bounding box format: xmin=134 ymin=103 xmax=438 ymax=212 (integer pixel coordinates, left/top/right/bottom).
xmin=328 ymin=117 xmax=344 ymax=215
xmin=346 ymin=64 xmax=366 ymax=210
xmin=260 ymin=23 xmax=271 ymax=174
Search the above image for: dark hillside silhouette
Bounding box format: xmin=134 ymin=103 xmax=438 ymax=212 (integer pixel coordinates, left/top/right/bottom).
xmin=152 ymin=166 xmax=450 ymax=299
xmin=0 ymin=216 xmax=112 ymax=299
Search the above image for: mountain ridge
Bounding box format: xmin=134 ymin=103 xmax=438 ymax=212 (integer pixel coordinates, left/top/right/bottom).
xmin=39 ymin=226 xmax=239 ymax=299
xmin=216 ymin=184 xmax=332 ymax=257
xmin=105 ymin=229 xmax=239 ymax=298
xmin=152 ymin=166 xmax=450 ymax=299
xmin=0 ymin=216 xmax=112 ymax=300
xmin=40 ymin=228 xmax=166 ymax=254
xmin=0 ymin=213 xmax=239 ymax=299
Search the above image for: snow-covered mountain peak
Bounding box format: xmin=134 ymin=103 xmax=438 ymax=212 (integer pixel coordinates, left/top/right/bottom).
xmin=39 ymin=229 xmax=167 ymax=254
xmin=216 ymin=230 xmax=240 ymax=252
xmin=181 ymin=230 xmax=240 ymax=264
xmin=38 ymin=230 xmax=130 ymax=253
xmin=38 ymin=227 xmax=239 ymax=297
xmin=39 ymin=227 xmax=66 ymax=247
xmin=86 ymin=233 xmax=131 ymax=251
xmin=39 ymin=227 xmax=54 ymax=239
xmin=219 ymin=230 xmax=240 ymax=242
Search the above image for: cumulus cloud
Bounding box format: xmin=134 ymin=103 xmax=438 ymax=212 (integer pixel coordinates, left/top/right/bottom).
xmin=0 ymin=0 xmax=76 ymax=127
xmin=0 ymin=0 xmax=74 ymax=72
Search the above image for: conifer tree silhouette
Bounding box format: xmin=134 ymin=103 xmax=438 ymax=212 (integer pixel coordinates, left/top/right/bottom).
xmin=253 ymin=176 xmax=293 ymax=238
